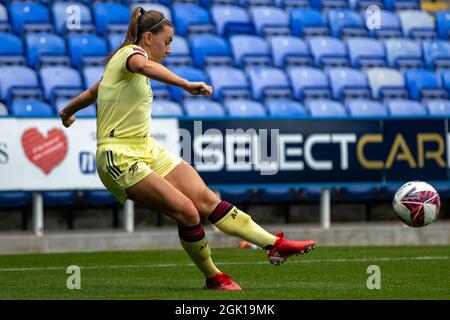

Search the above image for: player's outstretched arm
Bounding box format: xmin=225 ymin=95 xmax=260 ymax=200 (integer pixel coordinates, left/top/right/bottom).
xmin=127 ymin=54 xmax=213 ymax=96
xmin=59 ymin=81 xmax=100 ymax=128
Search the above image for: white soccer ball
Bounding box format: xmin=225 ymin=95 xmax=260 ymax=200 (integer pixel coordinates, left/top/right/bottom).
xmin=392 ymin=181 xmax=441 ymax=228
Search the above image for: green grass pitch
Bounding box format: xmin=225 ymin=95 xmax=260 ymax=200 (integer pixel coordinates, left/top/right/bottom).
xmin=0 ymin=246 xmax=449 ymax=300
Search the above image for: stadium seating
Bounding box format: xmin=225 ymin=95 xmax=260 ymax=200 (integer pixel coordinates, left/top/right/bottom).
xmin=55 ymin=98 xmax=96 ymax=117
xmin=184 ymin=98 xmax=225 ymax=117
xmin=10 ymin=99 xmax=53 ymax=116
xmin=108 ymin=33 xmax=125 ymax=52
xmin=172 ymin=4 xmax=214 ymax=37
xmin=257 ymin=188 xmax=295 ymax=203
xmin=219 ymin=188 xmax=253 ymax=204
xmin=327 ymin=9 xmax=367 ymax=38
xmin=168 ymin=66 xmax=207 ymax=102
xmin=39 ymin=66 xmax=83 ymax=103
xmin=426 ymin=100 xmax=450 ymax=116
xmin=224 ymin=99 xmax=266 ymax=117
xmin=384 ymin=38 xmax=423 ymax=69
xmin=211 ymin=5 xmax=254 ymax=38
xmin=92 ymin=3 xmax=130 ymax=36
xmin=129 ymin=3 xmax=172 ymax=21
xmin=368 ymin=10 xmax=402 ymax=39
xmin=307 ymin=36 xmax=348 ymax=68
xmin=435 ymin=11 xmax=450 ymax=40
xmin=152 ymin=99 xmax=184 ymax=117
xmin=384 ymin=0 xmax=420 ymax=11
xmin=0 ymin=65 xmax=42 ymax=103
xmin=398 ymin=10 xmax=436 ymax=39
xmin=288 ymin=66 xmax=330 ymax=102
xmin=0 ymin=192 xmax=31 ymax=208
xmin=207 ymin=66 xmax=250 ymax=101
xmin=442 ymin=70 xmax=450 ymax=94
xmin=43 ymin=191 xmax=77 ymax=207
xmin=387 ymin=99 xmax=427 ymax=116
xmin=422 ymin=39 xmax=450 ymax=70
xmin=9 ymin=2 xmax=52 ymax=34
xmin=26 ymin=33 xmax=68 ymax=69
xmin=247 ymin=66 xmax=291 ymax=102
xmin=67 ymin=34 xmax=108 ymax=70
xmin=82 ymin=66 xmax=103 ymax=89
xmin=164 ymin=35 xmax=192 ymax=66
xmin=266 ymin=98 xmax=307 ymax=117
xmin=366 ymin=67 xmax=408 ymax=101
xmin=249 ymin=6 xmax=289 ymax=37
xmin=269 ymin=36 xmax=312 ymax=69
xmin=404 ymin=69 xmax=448 ymax=102
xmin=306 ymin=99 xmax=347 ymax=117
xmin=189 ymin=34 xmax=232 ymax=69
xmin=327 ymin=67 xmax=370 ymax=102
xmin=290 ymin=8 xmax=328 ymax=38
xmin=0 ymin=32 xmax=25 ymax=65
xmin=52 ymin=1 xmax=95 ymax=35
xmin=0 ymin=102 xmax=7 ymax=115
xmin=346 ymin=99 xmax=388 ymax=117
xmin=346 ymin=38 xmax=385 ymax=69
xmin=150 ymin=80 xmax=171 ymax=100
xmin=0 ymin=3 xmax=10 ymax=32
xmin=229 ymin=34 xmax=271 ymax=68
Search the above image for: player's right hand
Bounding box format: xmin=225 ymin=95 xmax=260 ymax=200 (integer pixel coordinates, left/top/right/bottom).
xmin=185 ymin=81 xmax=213 ymax=96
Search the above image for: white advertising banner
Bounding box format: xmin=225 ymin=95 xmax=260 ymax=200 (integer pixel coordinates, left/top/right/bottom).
xmin=0 ymin=118 xmax=180 ymax=191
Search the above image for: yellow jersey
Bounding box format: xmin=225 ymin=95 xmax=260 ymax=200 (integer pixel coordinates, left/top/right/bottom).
xmin=96 ymin=44 xmax=153 ymax=142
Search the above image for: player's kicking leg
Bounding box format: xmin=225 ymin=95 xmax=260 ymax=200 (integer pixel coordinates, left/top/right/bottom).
xmin=164 ymin=162 xmax=317 ymax=266
xmin=126 ymin=172 xmax=241 ymax=291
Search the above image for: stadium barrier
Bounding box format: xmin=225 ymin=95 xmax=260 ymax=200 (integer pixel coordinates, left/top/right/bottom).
xmin=1 ymin=116 xmax=450 ymax=235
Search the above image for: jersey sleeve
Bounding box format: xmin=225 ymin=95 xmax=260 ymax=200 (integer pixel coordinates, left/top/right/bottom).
xmin=121 ymin=45 xmax=148 ymax=74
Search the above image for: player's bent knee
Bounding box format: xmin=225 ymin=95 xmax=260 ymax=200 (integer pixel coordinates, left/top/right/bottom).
xmin=176 ymin=199 xmax=200 ymax=226
xmin=198 ymin=188 xmax=221 ymax=216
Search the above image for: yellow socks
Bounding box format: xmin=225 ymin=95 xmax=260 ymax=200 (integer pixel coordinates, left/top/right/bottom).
xmin=208 ymin=201 xmax=277 ymax=249
xmin=178 ymin=223 xmax=220 ymax=278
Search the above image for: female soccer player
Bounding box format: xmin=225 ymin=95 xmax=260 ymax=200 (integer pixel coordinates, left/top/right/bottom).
xmin=60 ymin=8 xmax=316 ymax=291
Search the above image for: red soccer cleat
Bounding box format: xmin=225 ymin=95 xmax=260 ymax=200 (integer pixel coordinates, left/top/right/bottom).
xmin=267 ymin=232 xmax=317 ymax=266
xmin=205 ymin=272 xmax=242 ymax=291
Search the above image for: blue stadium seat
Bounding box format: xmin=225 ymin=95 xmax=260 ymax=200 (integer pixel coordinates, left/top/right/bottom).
xmin=327 ymin=67 xmax=370 ymax=102
xmin=10 ymin=99 xmax=53 ymax=116
xmin=290 ymin=8 xmax=328 ymax=38
xmin=9 ymin=2 xmax=53 ymax=34
xmin=0 ymin=33 xmax=25 ymax=65
xmin=152 ymin=99 xmax=184 ymax=117
xmin=276 ymin=0 xmax=310 ymax=9
xmin=82 ymin=66 xmax=103 ymax=89
xmin=56 ymin=98 xmax=96 ymax=117
xmin=172 ymin=4 xmax=214 ymax=37
xmin=0 ymin=192 xmax=31 ymax=208
xmin=346 ymin=99 xmax=388 ymax=117
xmin=108 ymin=33 xmax=125 ymax=52
xmin=266 ymin=98 xmax=307 ymax=117
xmin=422 ymin=39 xmax=450 ymax=70
xmin=387 ymin=99 xmax=427 ymax=117
xmin=307 ymin=36 xmax=349 ymax=68
xmin=189 ymin=34 xmax=232 ymax=69
xmin=346 ymin=37 xmax=385 ymax=69
xmin=39 ymin=66 xmax=83 ymax=103
xmin=0 ymin=3 xmax=11 ymax=32
xmin=426 ymin=100 xmax=450 ymax=116
xmin=384 ymin=38 xmax=423 ymax=70
xmin=229 ymin=35 xmax=271 ymax=68
xmin=327 ymin=9 xmax=367 ymax=38
xmin=164 ymin=35 xmax=192 ymax=66
xmin=247 ymin=66 xmax=292 ymax=102
xmin=288 ymin=66 xmax=330 ymax=101
xmin=52 ymin=1 xmax=95 ymax=35
xmin=26 ymin=33 xmax=69 ymax=69
xmin=92 ymin=3 xmax=130 ymax=36
xmin=239 ymin=0 xmax=274 ymax=6
xmin=224 ymin=99 xmax=266 ymax=117
xmin=0 ymin=102 xmax=7 ymax=115
xmin=150 ymin=80 xmax=170 ymax=100
xmin=211 ymin=5 xmax=254 ymax=38
xmin=168 ymin=66 xmax=207 ymax=102
xmin=436 ymin=11 xmax=450 ymax=40
xmin=269 ymin=36 xmax=312 ymax=69
xmin=129 ymin=3 xmax=172 ymax=21
xmin=368 ymin=10 xmax=402 ymax=39
xmin=0 ymin=66 xmax=41 ymax=103
xmin=384 ymin=0 xmax=420 ymax=11
xmin=398 ymin=10 xmax=436 ymax=39
xmin=207 ymin=66 xmax=250 ymax=101
xmin=350 ymin=0 xmax=384 ymax=11
xmin=306 ymin=99 xmax=347 ymax=117
xmin=249 ymin=6 xmax=290 ymax=37
xmin=68 ymin=34 xmax=108 ymax=70
xmin=311 ymin=0 xmax=348 ymax=10
xmin=404 ymin=69 xmax=448 ymax=102
xmin=184 ymin=98 xmax=225 ymax=117
xmin=366 ymin=67 xmax=408 ymax=101
xmin=442 ymin=70 xmax=450 ymax=94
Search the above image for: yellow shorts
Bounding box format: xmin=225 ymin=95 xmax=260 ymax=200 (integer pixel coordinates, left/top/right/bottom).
xmin=96 ymin=137 xmax=182 ymax=204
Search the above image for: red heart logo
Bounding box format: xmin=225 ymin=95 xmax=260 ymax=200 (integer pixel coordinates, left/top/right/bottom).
xmin=21 ymin=128 xmax=68 ymax=175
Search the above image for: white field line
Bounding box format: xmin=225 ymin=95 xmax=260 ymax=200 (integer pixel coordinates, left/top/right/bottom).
xmin=0 ymin=256 xmax=449 ymax=273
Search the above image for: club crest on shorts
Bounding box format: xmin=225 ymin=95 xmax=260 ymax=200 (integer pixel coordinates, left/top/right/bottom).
xmin=129 ymin=161 xmax=139 ymax=175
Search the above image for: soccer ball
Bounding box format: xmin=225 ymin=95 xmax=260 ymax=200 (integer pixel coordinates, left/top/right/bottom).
xmin=392 ymin=181 xmax=440 ymax=228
